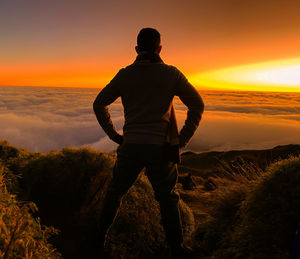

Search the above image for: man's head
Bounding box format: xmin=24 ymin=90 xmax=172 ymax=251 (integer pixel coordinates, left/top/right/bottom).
xmin=136 ymin=28 xmax=162 ymax=54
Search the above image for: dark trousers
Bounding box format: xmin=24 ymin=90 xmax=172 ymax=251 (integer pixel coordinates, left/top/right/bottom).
xmin=98 ymin=143 xmax=183 ymax=251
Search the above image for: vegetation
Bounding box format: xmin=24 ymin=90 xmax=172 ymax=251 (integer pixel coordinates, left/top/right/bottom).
xmin=0 ymin=162 xmax=61 ymax=258
xmin=194 ymin=156 xmax=300 ymax=259
xmin=1 ymin=139 xmax=300 ymax=258
xmin=106 ymin=173 xmax=195 ymax=258
xmin=0 ymin=141 xmax=194 ymax=258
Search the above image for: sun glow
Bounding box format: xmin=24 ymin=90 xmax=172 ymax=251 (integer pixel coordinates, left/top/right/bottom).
xmin=191 ymin=58 xmax=300 ymax=92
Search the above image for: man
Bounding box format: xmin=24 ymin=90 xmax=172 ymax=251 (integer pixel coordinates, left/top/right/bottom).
xmin=93 ymin=28 xmax=204 ymax=258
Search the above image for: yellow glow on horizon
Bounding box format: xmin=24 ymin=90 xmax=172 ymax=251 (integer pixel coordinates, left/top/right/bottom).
xmin=2 ymin=58 xmax=300 ymax=92
xmin=191 ymin=58 xmax=300 ymax=92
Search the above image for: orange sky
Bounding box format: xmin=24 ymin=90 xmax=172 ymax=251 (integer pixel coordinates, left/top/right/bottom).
xmin=1 ymin=0 xmax=300 ymax=90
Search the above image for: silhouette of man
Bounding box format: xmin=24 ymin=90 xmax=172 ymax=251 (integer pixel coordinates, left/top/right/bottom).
xmin=93 ymin=28 xmax=204 ymax=258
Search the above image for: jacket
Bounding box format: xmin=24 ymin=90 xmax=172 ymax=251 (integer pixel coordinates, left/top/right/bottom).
xmin=93 ymin=52 xmax=204 ymax=163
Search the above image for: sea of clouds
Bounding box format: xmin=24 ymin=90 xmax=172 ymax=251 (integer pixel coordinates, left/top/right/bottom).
xmin=1 ymin=86 xmax=300 ymax=153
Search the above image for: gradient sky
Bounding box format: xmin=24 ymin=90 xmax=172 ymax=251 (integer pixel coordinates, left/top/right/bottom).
xmin=1 ymin=0 xmax=300 ymax=90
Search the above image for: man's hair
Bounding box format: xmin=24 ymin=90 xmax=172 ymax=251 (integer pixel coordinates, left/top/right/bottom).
xmin=137 ymin=28 xmax=161 ymax=52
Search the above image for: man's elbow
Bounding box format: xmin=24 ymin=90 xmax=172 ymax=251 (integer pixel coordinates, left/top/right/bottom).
xmin=93 ymin=100 xmax=97 ymax=112
xmin=195 ymin=96 xmax=205 ymax=115
xmin=199 ymin=98 xmax=205 ymax=114
xmin=93 ymin=99 xmax=102 ymax=113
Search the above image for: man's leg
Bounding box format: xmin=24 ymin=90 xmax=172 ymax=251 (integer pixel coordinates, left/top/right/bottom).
xmin=146 ymin=161 xmax=184 ymax=252
xmin=96 ymin=144 xmax=144 ymax=253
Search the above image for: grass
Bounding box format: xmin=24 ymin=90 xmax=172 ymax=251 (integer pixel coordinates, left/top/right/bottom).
xmin=194 ymin=155 xmax=300 ymax=259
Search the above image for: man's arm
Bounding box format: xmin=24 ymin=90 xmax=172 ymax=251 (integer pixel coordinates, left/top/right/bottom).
xmin=175 ymin=69 xmax=204 ymax=148
xmin=93 ymin=69 xmax=124 ymax=145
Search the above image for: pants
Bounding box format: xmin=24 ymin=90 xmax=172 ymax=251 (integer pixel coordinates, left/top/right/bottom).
xmin=98 ymin=143 xmax=183 ymax=250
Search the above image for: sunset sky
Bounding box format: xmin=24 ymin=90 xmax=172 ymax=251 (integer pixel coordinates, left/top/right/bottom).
xmin=1 ymin=0 xmax=300 ymax=91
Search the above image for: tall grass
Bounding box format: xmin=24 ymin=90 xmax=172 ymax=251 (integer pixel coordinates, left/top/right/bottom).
xmin=195 ymin=155 xmax=300 ymax=259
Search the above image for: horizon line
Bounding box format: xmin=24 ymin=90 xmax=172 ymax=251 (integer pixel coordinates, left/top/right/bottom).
xmin=1 ymin=84 xmax=300 ymax=94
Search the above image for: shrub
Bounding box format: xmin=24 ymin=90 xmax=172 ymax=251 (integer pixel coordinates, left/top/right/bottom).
xmin=105 ymin=173 xmax=195 ymax=259
xmin=228 ymin=155 xmax=300 ymax=258
xmin=195 ymin=159 xmax=262 ymax=257
xmin=18 ymin=147 xmax=115 ymax=258
xmin=0 ymin=163 xmax=61 ymax=259
xmin=196 ymin=155 xmax=300 ymax=259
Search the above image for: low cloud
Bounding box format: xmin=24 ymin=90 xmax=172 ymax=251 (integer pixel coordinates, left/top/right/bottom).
xmin=1 ymin=86 xmax=300 ymax=153
xmin=0 ymin=113 xmax=103 ymax=152
xmin=184 ymin=111 xmax=300 ymax=152
xmin=0 ymin=86 xmax=123 ymax=152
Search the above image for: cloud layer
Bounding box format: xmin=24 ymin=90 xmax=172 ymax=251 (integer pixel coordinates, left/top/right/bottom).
xmin=1 ymin=86 xmax=300 ymax=153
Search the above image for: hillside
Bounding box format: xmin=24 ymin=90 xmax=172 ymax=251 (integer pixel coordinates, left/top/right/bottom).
xmin=0 ymin=140 xmax=300 ymax=258
xmin=0 ymin=140 xmax=194 ymax=258
xmin=179 ymin=144 xmax=300 ymax=177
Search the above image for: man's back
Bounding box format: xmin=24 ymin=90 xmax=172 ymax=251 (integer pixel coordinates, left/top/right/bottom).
xmin=120 ymin=62 xmax=175 ymax=125
xmin=94 ymin=56 xmax=204 ymax=146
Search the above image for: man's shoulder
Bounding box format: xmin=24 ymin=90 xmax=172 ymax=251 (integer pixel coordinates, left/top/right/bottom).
xmin=122 ymin=62 xmax=181 ymax=73
xmin=162 ymin=64 xmax=181 ymax=72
